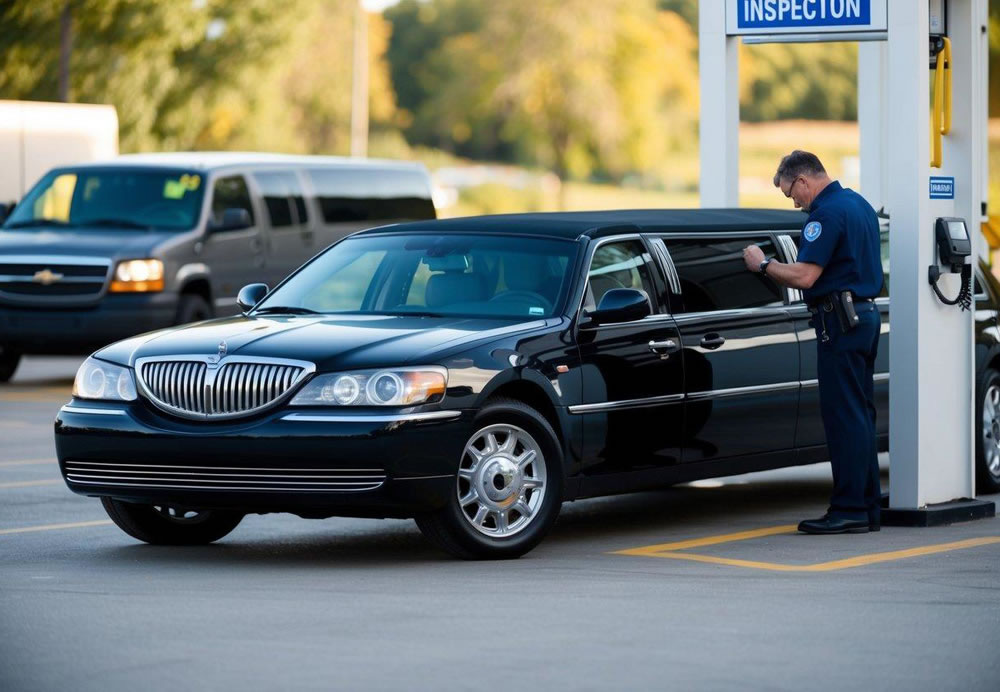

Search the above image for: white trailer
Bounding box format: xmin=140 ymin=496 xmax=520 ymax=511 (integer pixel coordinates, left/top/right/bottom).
xmin=0 ymin=100 xmax=118 ymax=204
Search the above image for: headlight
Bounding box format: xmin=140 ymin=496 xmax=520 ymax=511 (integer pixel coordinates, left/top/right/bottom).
xmin=73 ymin=357 xmax=137 ymax=401
xmin=110 ymin=259 xmax=164 ymax=292
xmin=290 ymin=367 xmax=447 ymax=407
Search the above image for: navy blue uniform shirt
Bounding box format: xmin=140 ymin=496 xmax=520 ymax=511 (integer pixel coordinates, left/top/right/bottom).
xmin=796 ymin=180 xmax=884 ymax=304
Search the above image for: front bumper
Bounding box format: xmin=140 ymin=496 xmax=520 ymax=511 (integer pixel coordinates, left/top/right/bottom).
xmin=1 ymin=293 xmax=178 ymax=354
xmin=54 ymin=400 xmax=475 ymax=518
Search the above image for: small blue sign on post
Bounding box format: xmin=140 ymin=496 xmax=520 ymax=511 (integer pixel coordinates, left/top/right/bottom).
xmin=726 ymin=0 xmax=887 ymax=36
xmin=929 ymin=177 xmax=955 ymax=200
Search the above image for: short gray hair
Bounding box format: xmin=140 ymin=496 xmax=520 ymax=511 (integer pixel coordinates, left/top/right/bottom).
xmin=773 ymin=150 xmax=827 ymax=187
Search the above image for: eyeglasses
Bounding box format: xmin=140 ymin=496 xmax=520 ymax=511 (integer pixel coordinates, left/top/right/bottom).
xmin=784 ymin=177 xmax=803 ymax=199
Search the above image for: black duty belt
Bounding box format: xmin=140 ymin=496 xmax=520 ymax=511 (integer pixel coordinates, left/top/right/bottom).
xmin=807 ymin=292 xmax=874 ymax=313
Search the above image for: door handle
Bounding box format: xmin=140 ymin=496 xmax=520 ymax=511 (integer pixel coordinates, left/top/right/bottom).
xmin=648 ymin=339 xmax=680 ymax=359
xmin=700 ymin=334 xmax=726 ymax=350
xmin=250 ymin=238 xmax=262 ymax=252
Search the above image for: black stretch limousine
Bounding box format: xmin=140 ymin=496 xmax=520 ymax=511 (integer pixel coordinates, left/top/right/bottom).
xmin=55 ymin=210 xmax=1000 ymax=559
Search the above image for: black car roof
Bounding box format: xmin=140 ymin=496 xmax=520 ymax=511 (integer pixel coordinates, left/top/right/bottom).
xmin=359 ymin=208 xmax=809 ymax=241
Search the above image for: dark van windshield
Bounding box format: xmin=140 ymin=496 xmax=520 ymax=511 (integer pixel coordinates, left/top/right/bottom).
xmin=3 ymin=167 xmax=206 ymax=231
xmin=256 ymin=233 xmax=579 ymax=319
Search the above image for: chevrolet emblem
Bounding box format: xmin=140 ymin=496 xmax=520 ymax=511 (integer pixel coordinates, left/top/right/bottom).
xmin=32 ymin=269 xmax=64 ymax=285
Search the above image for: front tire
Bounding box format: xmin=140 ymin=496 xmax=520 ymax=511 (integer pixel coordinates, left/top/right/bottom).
xmin=977 ymin=368 xmax=1000 ymax=493
xmin=0 ymin=346 xmax=21 ymax=383
xmin=415 ymin=398 xmax=564 ymax=559
xmin=175 ymin=293 xmax=213 ymax=325
xmin=101 ymin=497 xmax=243 ymax=545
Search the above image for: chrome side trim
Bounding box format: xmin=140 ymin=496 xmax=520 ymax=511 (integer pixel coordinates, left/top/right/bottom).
xmin=874 ymin=373 xmax=890 ymax=383
xmin=568 ymin=393 xmax=683 ymax=415
xmin=395 ymin=474 xmax=455 ymax=481
xmin=687 ymin=381 xmax=801 ymax=401
xmin=801 ymin=379 xmax=819 ymax=389
xmin=63 ymin=480 xmax=378 ymax=493
xmin=281 ymin=411 xmax=462 ymax=423
xmin=60 ymin=406 xmax=127 ymax=416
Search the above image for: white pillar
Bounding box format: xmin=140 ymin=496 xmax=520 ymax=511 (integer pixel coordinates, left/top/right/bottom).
xmin=699 ymin=1 xmax=739 ymax=208
xmin=887 ymin=0 xmax=976 ymax=508
xmin=858 ymin=41 xmax=888 ymax=210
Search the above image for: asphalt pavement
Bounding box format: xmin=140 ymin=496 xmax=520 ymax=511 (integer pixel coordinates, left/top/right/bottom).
xmin=1 ymin=356 xmax=998 ymax=692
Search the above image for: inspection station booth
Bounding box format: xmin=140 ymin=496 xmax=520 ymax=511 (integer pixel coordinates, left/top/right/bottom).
xmin=700 ymin=0 xmax=994 ymax=522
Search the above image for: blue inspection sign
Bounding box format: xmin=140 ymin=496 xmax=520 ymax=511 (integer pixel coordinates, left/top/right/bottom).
xmin=929 ymin=177 xmax=955 ymax=200
xmin=726 ymin=0 xmax=888 ymax=35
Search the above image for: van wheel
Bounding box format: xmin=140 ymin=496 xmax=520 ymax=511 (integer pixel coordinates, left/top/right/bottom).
xmin=414 ymin=398 xmax=563 ymax=559
xmin=175 ymin=294 xmax=212 ymax=325
xmin=101 ymin=497 xmax=243 ymax=545
xmin=0 ymin=347 xmax=21 ymax=383
xmin=977 ymin=368 xmax=1000 ymax=493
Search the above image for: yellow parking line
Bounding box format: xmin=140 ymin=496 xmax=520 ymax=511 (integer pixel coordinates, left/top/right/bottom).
xmin=613 ymin=527 xmax=1000 ymax=572
xmin=0 ymin=479 xmax=61 ymax=489
xmin=0 ymin=393 xmax=67 ymax=403
xmin=0 ymin=519 xmax=112 ymax=536
xmin=0 ymin=459 xmax=54 ymax=467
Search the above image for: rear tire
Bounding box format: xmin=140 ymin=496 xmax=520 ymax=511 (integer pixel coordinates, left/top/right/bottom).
xmin=415 ymin=398 xmax=563 ymax=560
xmin=976 ymin=368 xmax=1000 ymax=493
xmin=0 ymin=347 xmax=21 ymax=383
xmin=101 ymin=497 xmax=243 ymax=545
xmin=175 ymin=293 xmax=212 ymax=325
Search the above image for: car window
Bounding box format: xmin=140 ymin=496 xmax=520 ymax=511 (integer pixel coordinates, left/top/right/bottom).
xmin=879 ymin=230 xmax=889 ymax=297
xmin=307 ymin=168 xmax=435 ymax=222
xmin=210 ymin=175 xmax=255 ymax=227
xmin=584 ymin=240 xmax=657 ymax=312
xmin=663 ymin=237 xmax=783 ymax=312
xmin=253 ymin=171 xmax=307 ymax=228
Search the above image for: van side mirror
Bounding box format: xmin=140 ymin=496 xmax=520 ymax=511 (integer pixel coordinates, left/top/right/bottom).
xmin=0 ymin=201 xmax=16 ymax=224
xmin=209 ymin=208 xmax=252 ymax=233
xmin=237 ymin=283 xmax=270 ymax=314
xmin=581 ymin=288 xmax=651 ymax=327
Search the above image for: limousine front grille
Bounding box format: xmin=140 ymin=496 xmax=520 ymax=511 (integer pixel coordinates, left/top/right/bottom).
xmin=135 ymin=356 xmax=315 ymax=420
xmin=64 ymin=461 xmax=386 ymax=492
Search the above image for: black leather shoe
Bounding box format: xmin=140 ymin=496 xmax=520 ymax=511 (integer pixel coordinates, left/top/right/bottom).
xmin=868 ymin=514 xmax=881 ymax=532
xmin=797 ymin=515 xmax=870 ymax=534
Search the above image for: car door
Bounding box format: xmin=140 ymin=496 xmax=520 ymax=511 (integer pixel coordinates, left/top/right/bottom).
xmin=574 ymin=235 xmax=686 ymax=475
xmin=659 ymin=234 xmax=799 ymax=462
xmin=201 ymin=173 xmax=265 ymax=314
xmin=251 ymin=170 xmax=312 ymax=287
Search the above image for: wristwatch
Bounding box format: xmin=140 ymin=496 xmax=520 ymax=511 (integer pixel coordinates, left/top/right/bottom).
xmin=758 ymin=258 xmax=772 ymax=274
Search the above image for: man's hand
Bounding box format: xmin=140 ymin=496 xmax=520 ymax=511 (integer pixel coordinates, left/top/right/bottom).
xmin=743 ymin=245 xmax=765 ymax=272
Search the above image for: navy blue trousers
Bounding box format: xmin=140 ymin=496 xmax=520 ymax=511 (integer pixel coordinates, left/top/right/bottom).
xmin=815 ymin=301 xmax=881 ymax=521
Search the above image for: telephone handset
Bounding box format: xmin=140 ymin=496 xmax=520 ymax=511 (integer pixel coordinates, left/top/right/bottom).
xmin=928 ymin=217 xmax=972 ymax=310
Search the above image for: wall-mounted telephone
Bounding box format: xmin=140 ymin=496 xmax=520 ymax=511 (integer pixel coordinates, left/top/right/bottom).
xmin=928 ymin=216 xmax=972 ymax=310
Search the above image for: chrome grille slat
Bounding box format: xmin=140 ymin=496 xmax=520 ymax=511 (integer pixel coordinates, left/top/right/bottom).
xmin=64 ymin=460 xmax=385 ymax=492
xmin=136 ymin=356 xmax=311 ymax=420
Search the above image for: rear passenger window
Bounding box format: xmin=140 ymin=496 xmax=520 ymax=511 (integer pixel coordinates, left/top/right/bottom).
xmin=210 ymin=175 xmax=254 ymax=227
xmin=664 ymin=238 xmax=783 ymax=312
xmin=308 ymin=168 xmax=435 ymax=222
xmin=253 ymin=171 xmax=307 ymax=228
xmin=585 ymin=240 xmax=657 ymax=312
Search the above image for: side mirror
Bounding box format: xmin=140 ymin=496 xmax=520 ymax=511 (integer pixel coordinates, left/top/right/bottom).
xmin=209 ymin=208 xmax=252 ymax=233
xmin=581 ymin=288 xmax=651 ymax=327
xmin=237 ymin=283 xmax=269 ymax=314
xmin=0 ymin=201 xmax=16 ymax=224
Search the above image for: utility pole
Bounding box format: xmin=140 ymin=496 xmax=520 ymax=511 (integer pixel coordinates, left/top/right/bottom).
xmin=351 ymin=0 xmax=369 ymax=158
xmin=59 ymin=1 xmax=73 ymax=102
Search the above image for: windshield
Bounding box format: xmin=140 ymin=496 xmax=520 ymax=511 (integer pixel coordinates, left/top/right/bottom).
xmin=256 ymin=233 xmax=579 ymax=319
xmin=3 ymin=167 xmax=206 ymax=231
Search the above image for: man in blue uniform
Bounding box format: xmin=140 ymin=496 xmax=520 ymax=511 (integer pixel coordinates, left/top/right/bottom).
xmin=742 ymin=150 xmax=884 ymax=534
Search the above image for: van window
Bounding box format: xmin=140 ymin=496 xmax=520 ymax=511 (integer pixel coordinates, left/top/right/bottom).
xmin=307 ymin=168 xmax=434 ymax=222
xmin=210 ymin=175 xmax=255 ymax=227
xmin=253 ymin=171 xmax=307 ymax=228
xmin=663 ymin=237 xmax=783 ymax=312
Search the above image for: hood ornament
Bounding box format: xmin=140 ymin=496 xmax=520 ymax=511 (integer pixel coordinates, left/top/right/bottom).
xmin=207 ymin=341 xmax=228 ymax=367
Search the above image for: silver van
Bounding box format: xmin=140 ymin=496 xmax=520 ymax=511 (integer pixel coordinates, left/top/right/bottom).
xmin=0 ymin=152 xmax=436 ymax=381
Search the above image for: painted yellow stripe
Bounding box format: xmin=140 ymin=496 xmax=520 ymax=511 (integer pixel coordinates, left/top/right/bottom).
xmin=0 ymin=519 xmax=112 ymax=536
xmin=613 ymin=524 xmax=798 ymax=556
xmin=0 ymin=479 xmax=61 ymax=489
xmin=0 ymin=393 xmax=67 ymax=403
xmin=0 ymin=459 xmax=54 ymax=467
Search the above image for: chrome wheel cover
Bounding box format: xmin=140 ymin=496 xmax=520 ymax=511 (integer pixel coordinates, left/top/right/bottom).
xmin=983 ymin=384 xmax=1000 ymax=478
xmin=457 ymin=423 xmax=547 ymax=538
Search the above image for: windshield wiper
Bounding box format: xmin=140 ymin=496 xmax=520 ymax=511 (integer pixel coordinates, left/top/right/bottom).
xmin=3 ymin=218 xmax=71 ymax=229
xmin=382 ymin=310 xmax=447 ymax=317
xmin=73 ymin=218 xmax=154 ymax=230
xmin=253 ymin=306 xmax=321 ymax=315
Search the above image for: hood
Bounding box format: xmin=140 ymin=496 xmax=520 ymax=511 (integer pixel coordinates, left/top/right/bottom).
xmin=97 ymin=313 xmax=552 ymax=371
xmin=0 ymin=228 xmax=177 ymax=259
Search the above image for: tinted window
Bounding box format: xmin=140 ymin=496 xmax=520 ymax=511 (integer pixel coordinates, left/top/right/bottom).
xmin=664 ymin=238 xmax=783 ymax=312
xmin=308 ymin=168 xmax=435 ymax=222
xmin=210 ymin=175 xmax=254 ymax=227
xmin=253 ymin=171 xmax=307 ymax=228
xmin=584 ymin=240 xmax=657 ymax=312
xmin=879 ymin=230 xmax=889 ymax=297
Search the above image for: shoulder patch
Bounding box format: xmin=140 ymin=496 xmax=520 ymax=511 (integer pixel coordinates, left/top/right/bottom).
xmin=803 ymin=221 xmax=822 ymax=242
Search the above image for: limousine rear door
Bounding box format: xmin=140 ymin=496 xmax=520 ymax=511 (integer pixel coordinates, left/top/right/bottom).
xmin=574 ymin=236 xmax=686 ymax=475
xmin=658 ymin=235 xmax=799 ymax=462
